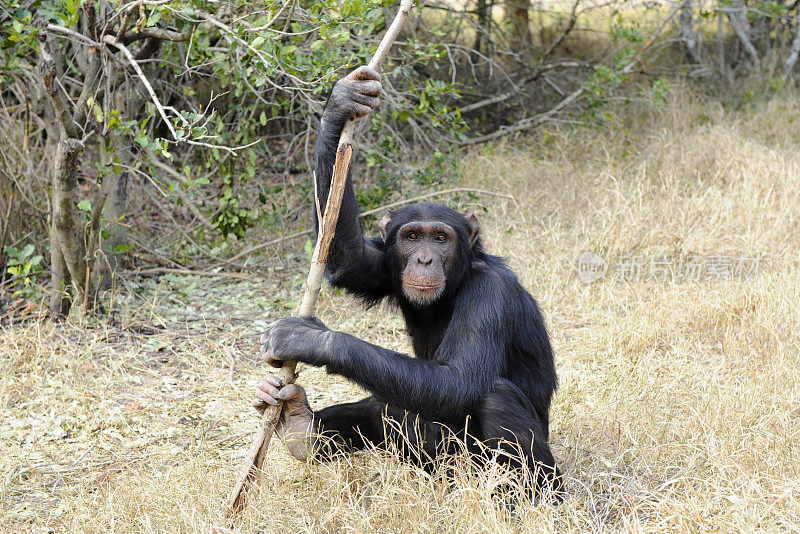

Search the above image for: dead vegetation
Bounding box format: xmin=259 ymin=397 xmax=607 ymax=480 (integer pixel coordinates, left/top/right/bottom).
xmin=2 ymin=85 xmax=800 ymax=532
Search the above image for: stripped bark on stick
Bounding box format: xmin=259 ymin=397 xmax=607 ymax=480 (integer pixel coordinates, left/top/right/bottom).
xmin=225 ymin=0 xmax=416 ymax=517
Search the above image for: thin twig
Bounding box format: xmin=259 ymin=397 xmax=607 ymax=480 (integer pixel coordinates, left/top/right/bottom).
xmin=102 ymin=35 xmax=260 ymax=155
xmin=542 ymin=0 xmax=582 ymax=59
xmin=121 ymin=268 xmax=249 ymax=278
xmin=102 ymin=34 xmax=178 ymax=139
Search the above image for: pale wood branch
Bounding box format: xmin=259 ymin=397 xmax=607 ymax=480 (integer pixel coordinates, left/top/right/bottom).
xmin=102 ymin=34 xmax=178 ymax=139
xmin=783 ymin=24 xmax=800 ymax=76
xmin=120 ymin=27 xmax=192 ymax=45
xmin=225 ymin=0 xmax=415 ymax=517
xmin=725 ymin=1 xmax=761 ymax=68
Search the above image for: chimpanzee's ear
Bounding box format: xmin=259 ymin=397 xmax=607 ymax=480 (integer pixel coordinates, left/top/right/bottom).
xmin=465 ymin=213 xmax=480 ymax=247
xmin=378 ymin=209 xmax=395 ymax=242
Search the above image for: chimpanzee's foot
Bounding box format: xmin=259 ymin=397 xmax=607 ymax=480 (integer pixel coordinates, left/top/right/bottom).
xmin=253 ymin=377 xmax=315 ymax=461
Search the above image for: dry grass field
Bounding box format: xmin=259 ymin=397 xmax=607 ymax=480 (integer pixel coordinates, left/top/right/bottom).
xmin=2 ymin=85 xmax=800 ymax=532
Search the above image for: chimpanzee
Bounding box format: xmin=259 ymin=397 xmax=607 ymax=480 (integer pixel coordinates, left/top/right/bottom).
xmin=254 ymin=66 xmax=563 ymax=499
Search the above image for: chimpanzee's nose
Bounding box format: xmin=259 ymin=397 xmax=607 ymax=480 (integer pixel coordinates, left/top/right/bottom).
xmin=418 ymin=256 xmax=433 ymax=266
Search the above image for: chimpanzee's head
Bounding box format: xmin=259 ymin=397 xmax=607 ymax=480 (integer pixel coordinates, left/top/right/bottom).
xmin=379 ymin=203 xmax=481 ymax=307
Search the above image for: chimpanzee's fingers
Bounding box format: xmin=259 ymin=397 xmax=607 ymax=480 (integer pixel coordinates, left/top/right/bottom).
xmin=258 ymin=379 xmax=282 ymax=399
xmin=348 ymin=65 xmax=380 ymax=82
xmin=254 ymin=384 xmax=280 ymax=406
xmin=263 ymin=374 xmax=284 ymax=387
xmin=259 ymin=344 xmax=283 ymax=368
xmin=354 ymin=80 xmax=382 ymax=97
xmin=351 ymin=103 xmax=373 ymax=119
xmin=259 ymin=332 xmax=271 ymax=356
xmin=275 ymin=383 xmax=305 ymax=402
xmin=351 ymin=93 xmax=380 ymax=110
xmin=259 ymin=349 xmax=283 ymax=367
xmin=259 ymin=333 xmax=283 ymax=367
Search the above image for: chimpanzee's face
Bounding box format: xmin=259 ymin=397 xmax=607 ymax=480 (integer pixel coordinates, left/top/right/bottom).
xmin=395 ymin=221 xmax=458 ymax=307
xmin=378 ymin=203 xmax=480 ymax=308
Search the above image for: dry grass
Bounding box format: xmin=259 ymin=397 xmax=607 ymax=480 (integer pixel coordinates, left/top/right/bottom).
xmin=3 ymin=85 xmax=800 ymax=532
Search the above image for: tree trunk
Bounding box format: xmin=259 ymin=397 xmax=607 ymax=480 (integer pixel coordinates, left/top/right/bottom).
xmin=51 ymin=138 xmax=87 ymax=314
xmin=475 ymin=0 xmax=488 ymax=53
xmin=727 ymin=0 xmax=761 ymax=68
xmin=680 ymin=0 xmax=702 ymax=63
xmin=49 ymin=223 xmax=71 ymax=317
xmin=717 ymin=8 xmax=727 ymax=72
xmin=91 ymin=139 xmax=129 ymax=294
xmin=91 ymin=171 xmax=128 ymax=293
xmin=783 ymin=23 xmax=800 ymax=76
xmin=507 ymin=0 xmax=532 ymax=51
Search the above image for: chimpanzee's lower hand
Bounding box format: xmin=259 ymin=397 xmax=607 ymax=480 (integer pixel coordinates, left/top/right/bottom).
xmin=259 ymin=316 xmax=334 ymax=368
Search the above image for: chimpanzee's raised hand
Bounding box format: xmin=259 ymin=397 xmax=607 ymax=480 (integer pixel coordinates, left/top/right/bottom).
xmin=259 ymin=316 xmax=335 ymax=368
xmin=322 ymin=66 xmax=382 ymax=126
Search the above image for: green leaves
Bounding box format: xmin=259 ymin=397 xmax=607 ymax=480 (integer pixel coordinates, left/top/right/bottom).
xmin=611 ymin=23 xmax=642 ymax=43
xmin=757 ymin=0 xmax=788 ymax=17
xmin=212 ymin=187 xmax=259 ymax=239
xmin=651 ymin=77 xmax=670 ymax=107
xmin=4 ymin=243 xmax=43 ymax=299
xmin=4 ymin=0 xmax=465 ymax=248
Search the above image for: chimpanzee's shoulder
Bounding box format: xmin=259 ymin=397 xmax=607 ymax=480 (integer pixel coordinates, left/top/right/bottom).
xmin=463 ymin=254 xmax=530 ymax=308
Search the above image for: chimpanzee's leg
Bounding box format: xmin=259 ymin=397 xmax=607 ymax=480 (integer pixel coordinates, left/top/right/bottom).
xmin=313 ymin=396 xmax=445 ymax=466
xmin=472 ymin=379 xmax=563 ymax=499
xmin=312 ymin=382 xmax=563 ymax=500
xmin=311 ymin=396 xmax=387 ymax=459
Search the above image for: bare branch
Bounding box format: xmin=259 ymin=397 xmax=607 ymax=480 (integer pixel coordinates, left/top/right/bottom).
xmin=459 ymin=61 xmax=587 ymax=114
xmin=120 ymin=27 xmax=192 ymax=45
xmin=784 ymin=24 xmax=800 ymax=76
xmin=542 ymin=0 xmax=581 ymax=59
xmin=102 ymin=34 xmax=178 ymax=139
xmin=45 ymin=24 xmax=103 ymax=49
xmin=459 ymin=87 xmax=584 ymax=145
xmin=242 ymin=0 xmax=294 ymax=33
xmin=722 ymin=1 xmax=761 ymax=68
xmin=103 ymin=34 xmax=254 ymax=155
xmin=37 ymin=37 xmax=79 ymax=139
xmin=459 ymin=0 xmax=686 ymax=145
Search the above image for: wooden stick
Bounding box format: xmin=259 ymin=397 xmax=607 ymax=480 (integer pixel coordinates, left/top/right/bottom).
xmin=226 ymin=0 xmax=415 ymax=516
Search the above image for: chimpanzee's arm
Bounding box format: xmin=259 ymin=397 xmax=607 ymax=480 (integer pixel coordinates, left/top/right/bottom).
xmin=324 ymin=325 xmax=505 ymax=424
xmin=314 ymin=67 xmax=391 ymax=303
xmin=263 ymin=280 xmax=507 ymax=423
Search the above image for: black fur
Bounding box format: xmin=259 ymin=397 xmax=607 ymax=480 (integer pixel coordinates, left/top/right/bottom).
xmin=267 ymin=78 xmax=563 ymax=498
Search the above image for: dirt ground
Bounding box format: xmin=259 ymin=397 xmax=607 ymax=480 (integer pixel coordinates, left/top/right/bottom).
xmin=2 ymin=88 xmax=800 ymax=532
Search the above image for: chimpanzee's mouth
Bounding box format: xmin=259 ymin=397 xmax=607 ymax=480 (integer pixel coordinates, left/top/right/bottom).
xmin=407 ymin=284 xmax=441 ymax=290
xmin=403 ymin=281 xmax=446 ymax=307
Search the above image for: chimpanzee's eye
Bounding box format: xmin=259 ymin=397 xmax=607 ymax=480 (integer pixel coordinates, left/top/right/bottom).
xmin=408 ymin=232 xmax=418 ymax=240
xmin=436 ymin=233 xmax=447 ymax=242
